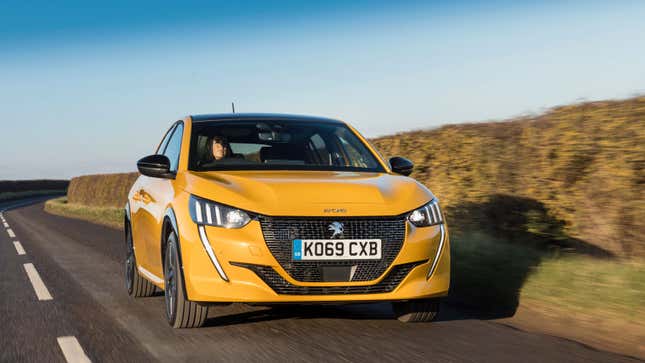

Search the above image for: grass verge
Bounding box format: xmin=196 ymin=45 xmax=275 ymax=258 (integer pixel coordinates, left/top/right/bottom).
xmin=452 ymin=230 xmax=644 ymax=322
xmin=521 ymin=256 xmax=645 ymax=322
xmin=451 ymin=229 xmax=645 ymax=358
xmin=44 ymin=197 xmax=123 ymax=230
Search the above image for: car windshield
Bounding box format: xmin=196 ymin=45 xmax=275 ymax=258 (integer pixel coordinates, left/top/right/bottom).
xmin=188 ymin=120 xmax=385 ymax=172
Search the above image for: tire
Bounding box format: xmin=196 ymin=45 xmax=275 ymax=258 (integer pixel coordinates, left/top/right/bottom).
xmin=164 ymin=232 xmax=208 ymax=328
xmin=125 ymin=224 xmax=156 ymax=297
xmin=393 ymin=299 xmax=440 ymax=323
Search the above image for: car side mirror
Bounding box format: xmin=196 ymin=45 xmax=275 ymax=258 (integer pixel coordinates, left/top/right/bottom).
xmin=137 ymin=154 xmax=175 ymax=179
xmin=389 ymin=156 xmax=414 ymax=176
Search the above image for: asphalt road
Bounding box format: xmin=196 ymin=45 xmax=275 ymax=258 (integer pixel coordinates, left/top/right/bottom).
xmin=0 ymin=197 xmax=640 ymax=363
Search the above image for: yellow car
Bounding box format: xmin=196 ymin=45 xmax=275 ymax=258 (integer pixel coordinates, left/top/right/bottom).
xmin=125 ymin=114 xmax=450 ymax=328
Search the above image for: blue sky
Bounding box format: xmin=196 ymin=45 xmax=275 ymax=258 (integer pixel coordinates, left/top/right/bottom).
xmin=1 ymin=0 xmax=644 ymax=179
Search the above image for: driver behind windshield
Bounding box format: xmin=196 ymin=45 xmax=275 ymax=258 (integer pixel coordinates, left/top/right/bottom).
xmin=198 ymin=135 xmax=232 ymax=167
xmin=209 ymin=136 xmax=229 ymax=161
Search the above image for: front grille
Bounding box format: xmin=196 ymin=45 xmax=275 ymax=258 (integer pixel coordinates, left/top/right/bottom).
xmin=232 ymin=261 xmax=424 ymax=295
xmin=258 ymin=216 xmax=406 ymax=282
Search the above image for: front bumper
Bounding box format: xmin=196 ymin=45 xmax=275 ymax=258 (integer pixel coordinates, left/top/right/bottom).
xmin=177 ymin=217 xmax=450 ymax=303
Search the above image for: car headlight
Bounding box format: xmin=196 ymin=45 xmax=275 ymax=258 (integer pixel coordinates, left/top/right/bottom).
xmin=189 ymin=195 xmax=252 ymax=228
xmin=407 ymin=198 xmax=444 ymax=227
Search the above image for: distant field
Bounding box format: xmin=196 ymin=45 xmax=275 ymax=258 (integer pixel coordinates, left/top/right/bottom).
xmin=0 ymin=190 xmax=66 ymax=202
xmin=0 ymin=179 xmax=69 ymax=193
xmin=0 ymin=179 xmax=69 ymax=202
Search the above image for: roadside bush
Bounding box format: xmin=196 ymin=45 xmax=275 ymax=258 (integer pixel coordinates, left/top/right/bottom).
xmin=372 ymin=97 xmax=645 ymax=257
xmin=67 ymin=172 xmax=138 ymax=208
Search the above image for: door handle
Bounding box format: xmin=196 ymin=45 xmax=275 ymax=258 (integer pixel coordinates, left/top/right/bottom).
xmin=139 ymin=190 xmax=154 ymax=204
xmin=133 ymin=189 xmax=153 ymax=204
xmin=132 ymin=191 xmax=142 ymax=202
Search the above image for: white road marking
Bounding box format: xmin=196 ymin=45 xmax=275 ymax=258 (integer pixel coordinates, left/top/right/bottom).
xmin=7 ymin=228 xmax=15 ymax=238
xmin=13 ymin=241 xmax=26 ymax=255
xmin=23 ymin=263 xmax=53 ymax=300
xmin=3 ymin=222 xmax=8 ymax=228
xmin=57 ymin=336 xmax=92 ymax=363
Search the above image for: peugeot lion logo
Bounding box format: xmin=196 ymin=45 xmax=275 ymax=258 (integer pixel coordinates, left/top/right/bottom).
xmin=328 ymin=222 xmax=344 ymax=239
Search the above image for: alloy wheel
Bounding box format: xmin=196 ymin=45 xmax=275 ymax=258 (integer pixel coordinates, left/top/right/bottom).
xmin=125 ymin=229 xmax=135 ymax=293
xmin=164 ymin=242 xmax=177 ymax=321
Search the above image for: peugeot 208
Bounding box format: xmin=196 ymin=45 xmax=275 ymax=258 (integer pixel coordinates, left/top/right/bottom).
xmin=125 ymin=114 xmax=449 ymax=328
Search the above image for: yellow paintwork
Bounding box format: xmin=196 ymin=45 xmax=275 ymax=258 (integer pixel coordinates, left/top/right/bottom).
xmin=128 ymin=116 xmax=450 ymax=303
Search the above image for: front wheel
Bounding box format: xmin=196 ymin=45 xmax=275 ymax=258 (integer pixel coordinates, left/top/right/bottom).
xmin=392 ymin=299 xmax=440 ymax=323
xmin=125 ymin=224 xmax=156 ymax=297
xmin=164 ymin=232 xmax=208 ymax=328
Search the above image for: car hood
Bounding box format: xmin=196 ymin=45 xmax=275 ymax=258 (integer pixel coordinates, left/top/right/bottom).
xmin=182 ymin=170 xmax=433 ymax=217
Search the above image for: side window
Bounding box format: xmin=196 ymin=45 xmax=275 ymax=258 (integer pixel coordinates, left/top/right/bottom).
xmin=163 ymin=123 xmax=184 ymax=172
xmin=156 ymin=125 xmax=176 ymax=154
xmin=339 ymin=136 xmax=367 ymax=168
xmin=336 ymin=130 xmax=379 ymax=169
xmin=307 ymin=134 xmax=331 ymax=165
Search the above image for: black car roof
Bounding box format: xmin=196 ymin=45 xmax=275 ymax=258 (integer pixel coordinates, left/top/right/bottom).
xmin=190 ymin=113 xmax=344 ymax=124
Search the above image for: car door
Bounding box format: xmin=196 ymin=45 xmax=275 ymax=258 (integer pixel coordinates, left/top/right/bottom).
xmin=131 ymin=124 xmax=176 ymax=271
xmin=138 ymin=122 xmax=184 ymax=277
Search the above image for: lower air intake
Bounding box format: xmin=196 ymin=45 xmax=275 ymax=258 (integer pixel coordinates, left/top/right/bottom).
xmin=231 ymin=261 xmax=425 ymax=295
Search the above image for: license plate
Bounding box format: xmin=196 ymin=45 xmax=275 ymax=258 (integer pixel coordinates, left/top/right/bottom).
xmin=292 ymin=239 xmax=382 ymax=261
